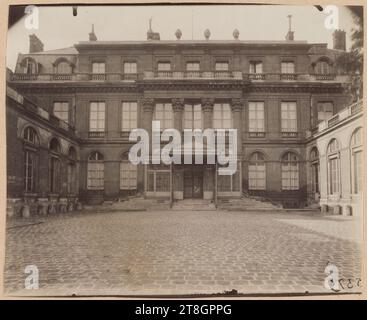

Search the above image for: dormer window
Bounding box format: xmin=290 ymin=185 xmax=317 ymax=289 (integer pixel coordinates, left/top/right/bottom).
xmin=124 ymin=62 xmax=137 ymax=74
xmin=92 ymin=62 xmax=105 ymax=74
xmin=56 ymin=61 xmax=72 ymax=74
xmin=249 ymin=61 xmax=263 ymax=74
xmin=315 ymin=60 xmax=331 ymax=74
xmin=157 ymin=62 xmax=171 ymax=71
xmin=215 ymin=62 xmax=229 ymax=71
xmin=281 ymin=61 xmax=295 ymax=74
xmin=186 ymin=62 xmax=200 ymax=71
xmin=24 ymin=58 xmax=38 ymax=74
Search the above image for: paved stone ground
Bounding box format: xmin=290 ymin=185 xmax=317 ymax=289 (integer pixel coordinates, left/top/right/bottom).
xmin=3 ymin=210 xmax=363 ymax=297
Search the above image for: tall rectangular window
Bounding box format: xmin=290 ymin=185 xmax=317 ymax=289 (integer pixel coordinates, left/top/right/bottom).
xmin=87 ymin=162 xmax=104 ymax=190
xmin=328 ymin=157 xmax=339 ymax=194
xmin=53 ymin=102 xmax=69 ymax=123
xmin=248 ymin=102 xmax=265 ymax=133
xmin=92 ymin=62 xmax=105 ymax=74
xmin=121 ymin=102 xmax=137 ymax=131
xmin=89 ymin=102 xmax=105 ymax=132
xmin=281 ymin=102 xmax=297 ymax=132
xmin=281 ymin=62 xmax=295 ymax=73
xmin=120 ymin=162 xmax=137 ymax=190
xmin=249 ymin=61 xmax=263 ymax=74
xmin=123 ymin=62 xmax=137 ymax=74
xmin=184 ymin=104 xmax=202 ymax=129
xmin=154 ymin=103 xmax=173 ymax=130
xmin=353 ymin=151 xmax=363 ymax=194
xmin=213 ymin=103 xmax=232 ymax=129
xmin=24 ymin=151 xmax=36 ymax=192
xmin=317 ymin=102 xmax=334 ymax=122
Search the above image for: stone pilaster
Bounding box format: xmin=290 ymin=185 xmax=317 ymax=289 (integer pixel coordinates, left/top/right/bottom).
xmin=231 ymin=98 xmax=243 ymax=154
xmin=141 ymin=98 xmax=154 ymax=134
xmin=202 ymin=98 xmax=214 ymax=129
xmin=172 ymin=98 xmax=184 ymax=132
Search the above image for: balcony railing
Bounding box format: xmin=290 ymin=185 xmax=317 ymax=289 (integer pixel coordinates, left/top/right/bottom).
xmin=281 ymin=131 xmax=298 ymax=137
xmin=248 ymin=73 xmax=266 ymax=80
xmin=351 ymin=100 xmax=363 ymax=115
xmin=88 ymin=131 xmax=105 ymax=138
xmin=90 ymin=73 xmax=106 ymax=81
xmin=9 ymin=72 xmax=348 ymax=83
xmin=11 ymin=73 xmax=38 ymax=81
xmin=145 ymin=71 xmax=243 ymax=80
xmin=309 ymin=99 xmax=363 ymax=136
xmin=249 ymin=132 xmax=266 ymax=138
xmin=52 ymin=74 xmax=72 ymax=81
xmin=327 ymin=114 xmax=339 ymax=127
xmin=311 ymin=74 xmax=336 ymax=81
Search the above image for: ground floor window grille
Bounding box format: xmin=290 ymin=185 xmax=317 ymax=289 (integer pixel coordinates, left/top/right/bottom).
xmin=147 ymin=165 xmax=171 ymax=192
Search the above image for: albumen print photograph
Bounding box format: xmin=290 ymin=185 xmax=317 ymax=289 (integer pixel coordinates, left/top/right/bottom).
xmin=3 ymin=3 xmax=364 ymax=297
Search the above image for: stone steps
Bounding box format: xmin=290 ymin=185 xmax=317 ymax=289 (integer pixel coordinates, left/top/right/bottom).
xmin=217 ymin=196 xmax=282 ymax=211
xmin=111 ymin=197 xmax=171 ymax=211
xmin=172 ymin=199 xmax=216 ymax=211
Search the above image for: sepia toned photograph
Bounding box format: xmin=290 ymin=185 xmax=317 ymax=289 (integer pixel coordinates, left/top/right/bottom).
xmin=3 ymin=2 xmax=364 ymax=298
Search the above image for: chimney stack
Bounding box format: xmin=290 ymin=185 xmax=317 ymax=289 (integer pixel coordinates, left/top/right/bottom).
xmin=285 ymin=15 xmax=294 ymax=41
xmin=147 ymin=18 xmax=160 ymax=40
xmin=29 ymin=34 xmax=44 ymax=53
xmin=333 ymin=29 xmax=346 ymax=51
xmin=89 ymin=24 xmax=97 ymax=41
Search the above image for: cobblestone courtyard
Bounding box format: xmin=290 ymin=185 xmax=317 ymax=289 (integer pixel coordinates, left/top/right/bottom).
xmin=4 ymin=210 xmax=363 ymax=297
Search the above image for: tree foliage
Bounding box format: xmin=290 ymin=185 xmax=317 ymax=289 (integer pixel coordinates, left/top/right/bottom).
xmin=335 ymin=7 xmax=363 ymax=101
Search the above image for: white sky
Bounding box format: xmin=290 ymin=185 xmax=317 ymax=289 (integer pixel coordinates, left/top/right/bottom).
xmin=6 ymin=4 xmax=357 ymax=71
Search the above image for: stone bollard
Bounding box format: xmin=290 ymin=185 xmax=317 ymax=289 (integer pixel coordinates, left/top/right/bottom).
xmin=22 ymin=204 xmax=31 ymax=218
xmin=59 ymin=203 xmax=67 ymax=213
xmin=67 ymin=203 xmax=74 ymax=212
xmin=38 ymin=203 xmax=49 ymax=216
xmin=48 ymin=203 xmax=57 ymax=214
xmin=321 ymin=204 xmax=328 ymax=213
xmin=343 ymin=205 xmax=352 ymax=216
xmin=333 ymin=205 xmax=341 ymax=215
xmin=76 ymin=202 xmax=83 ymax=211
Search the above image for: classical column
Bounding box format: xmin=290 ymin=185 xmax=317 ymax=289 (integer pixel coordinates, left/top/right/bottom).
xmin=172 ymin=98 xmax=184 ymax=132
xmin=202 ymin=98 xmax=214 ymax=129
xmin=231 ymin=98 xmax=243 ymax=154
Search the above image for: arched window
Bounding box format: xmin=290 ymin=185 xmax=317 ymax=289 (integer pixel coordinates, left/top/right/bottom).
xmin=310 ymin=147 xmax=320 ymax=194
xmin=120 ymin=153 xmax=137 ymax=190
xmin=23 ymin=127 xmax=39 ymax=193
xmin=49 ymin=138 xmax=61 ymax=193
xmin=327 ymin=139 xmax=340 ymax=195
xmin=56 ymin=61 xmax=72 ymax=74
xmin=281 ymin=152 xmax=299 ymax=190
xmin=23 ymin=126 xmax=39 ymax=145
xmin=67 ymin=146 xmax=77 ymax=194
xmin=87 ymin=151 xmax=104 ymax=190
xmin=315 ymin=59 xmax=331 ymax=74
xmin=248 ymin=152 xmax=266 ymax=190
xmin=351 ymin=128 xmax=363 ymax=194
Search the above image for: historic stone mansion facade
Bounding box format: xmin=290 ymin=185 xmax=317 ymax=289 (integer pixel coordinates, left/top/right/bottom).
xmin=5 ymin=26 xmax=364 ymax=215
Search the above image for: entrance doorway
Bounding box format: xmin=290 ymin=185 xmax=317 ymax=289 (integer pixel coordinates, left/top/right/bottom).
xmin=183 ymin=165 xmax=203 ymax=199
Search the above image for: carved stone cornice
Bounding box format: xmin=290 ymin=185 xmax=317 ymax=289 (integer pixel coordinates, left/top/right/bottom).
xmin=202 ymin=98 xmax=215 ymax=111
xmin=172 ymin=98 xmax=184 ymax=112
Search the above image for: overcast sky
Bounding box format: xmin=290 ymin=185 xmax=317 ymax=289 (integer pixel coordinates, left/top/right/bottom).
xmin=6 ymin=4 xmax=357 ymax=71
